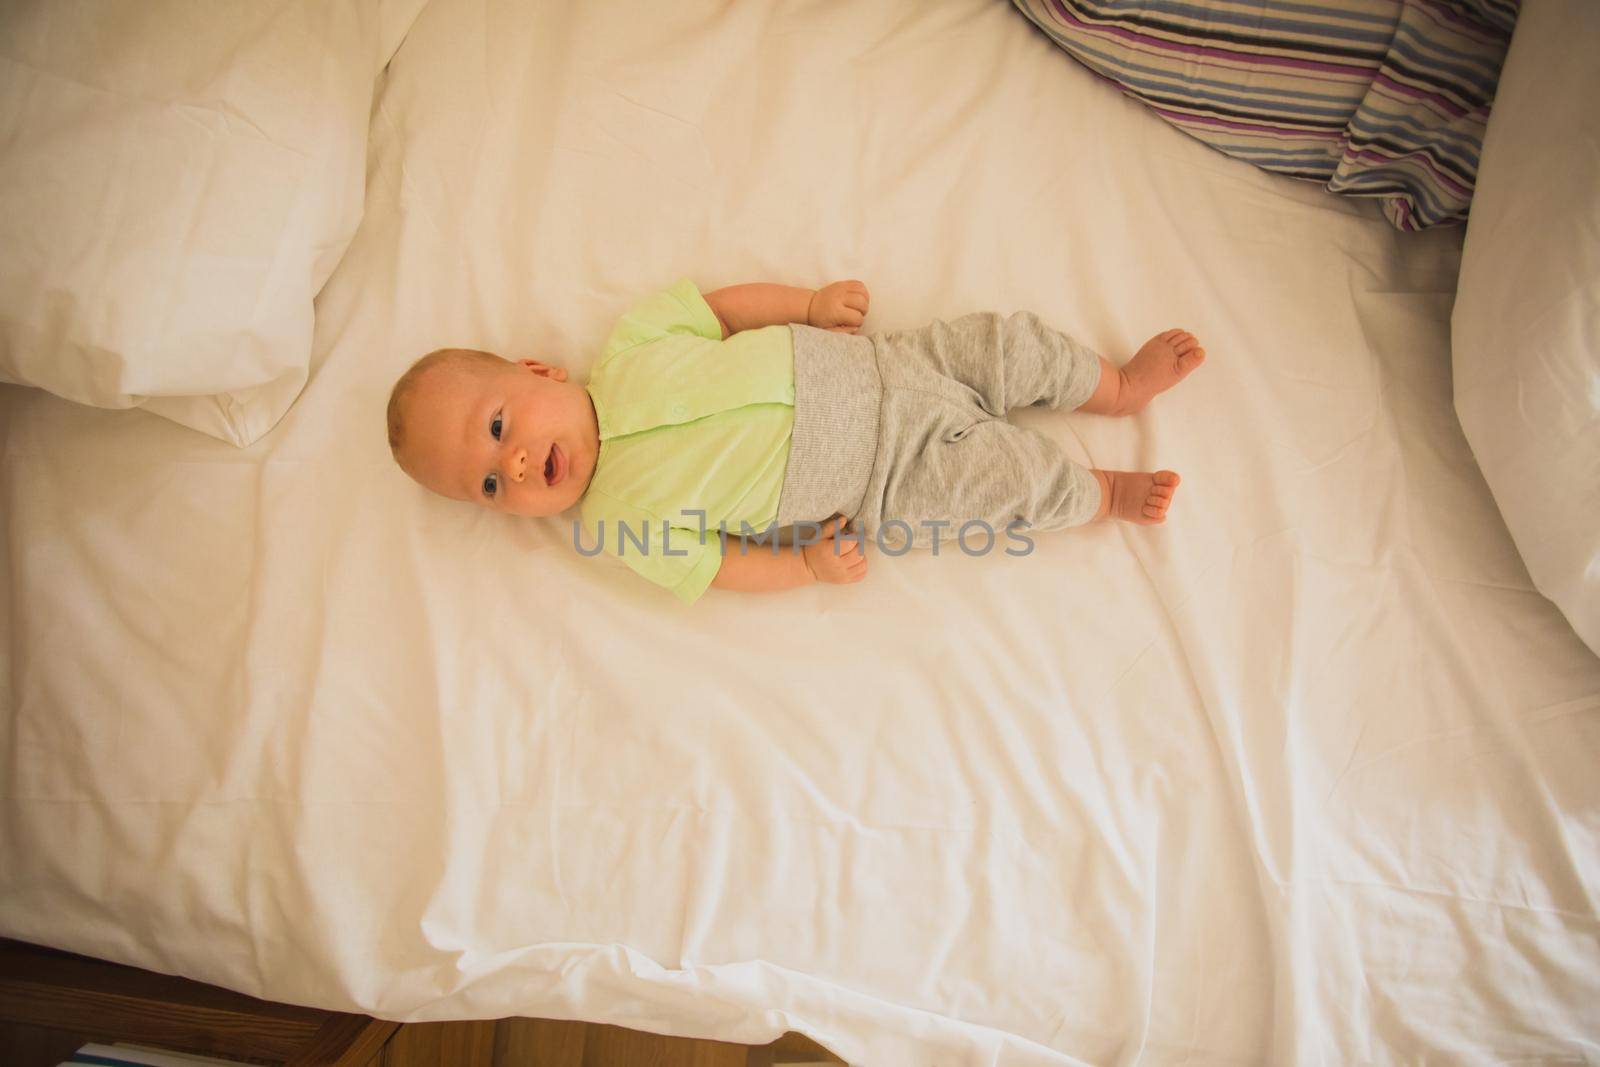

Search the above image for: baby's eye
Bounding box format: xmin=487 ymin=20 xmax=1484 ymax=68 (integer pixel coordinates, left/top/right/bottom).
xmin=482 ymin=473 xmax=498 ymax=498
xmin=491 ymin=413 xmax=503 ymax=440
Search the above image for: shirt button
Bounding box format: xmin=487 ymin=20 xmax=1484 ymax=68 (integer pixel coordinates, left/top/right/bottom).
xmin=671 ymin=403 xmax=687 ymax=418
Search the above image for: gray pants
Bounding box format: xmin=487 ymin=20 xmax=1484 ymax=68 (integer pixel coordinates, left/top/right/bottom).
xmin=775 ymin=314 xmax=1105 ymax=547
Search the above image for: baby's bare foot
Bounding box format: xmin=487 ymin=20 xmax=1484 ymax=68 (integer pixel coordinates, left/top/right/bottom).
xmin=1092 ymin=469 xmax=1181 ymax=524
xmin=1115 ymin=329 xmax=1206 ymax=415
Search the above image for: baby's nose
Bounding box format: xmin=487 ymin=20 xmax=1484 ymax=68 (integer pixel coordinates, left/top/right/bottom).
xmin=509 ymin=447 xmax=528 ymax=482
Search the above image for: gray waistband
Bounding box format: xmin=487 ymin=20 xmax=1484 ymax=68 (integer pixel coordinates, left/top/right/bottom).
xmin=775 ymin=324 xmax=882 ymax=526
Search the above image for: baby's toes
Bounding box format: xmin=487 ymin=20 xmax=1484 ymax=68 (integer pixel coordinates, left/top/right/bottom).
xmin=1153 ymin=470 xmax=1181 ymax=487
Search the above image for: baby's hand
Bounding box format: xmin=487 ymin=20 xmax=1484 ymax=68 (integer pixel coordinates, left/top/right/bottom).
xmin=802 ymin=515 xmax=868 ymax=584
xmin=808 ymin=280 xmax=870 ymax=334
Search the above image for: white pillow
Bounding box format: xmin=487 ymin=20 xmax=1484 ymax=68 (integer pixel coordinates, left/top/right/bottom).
xmin=1451 ymin=0 xmax=1600 ymax=656
xmin=0 ymin=0 xmax=426 ymax=446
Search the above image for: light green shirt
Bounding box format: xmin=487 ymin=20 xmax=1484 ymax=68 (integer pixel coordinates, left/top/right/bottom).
xmin=580 ymin=280 xmax=795 ymax=603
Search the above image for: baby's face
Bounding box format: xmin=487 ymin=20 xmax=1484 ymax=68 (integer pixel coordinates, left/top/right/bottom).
xmin=401 ymin=358 xmax=599 ymax=517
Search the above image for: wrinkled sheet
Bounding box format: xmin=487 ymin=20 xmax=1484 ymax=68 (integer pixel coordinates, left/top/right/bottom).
xmin=2 ymin=2 xmax=1597 ymax=1064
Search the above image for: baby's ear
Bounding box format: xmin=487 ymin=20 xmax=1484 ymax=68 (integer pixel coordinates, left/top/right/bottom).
xmin=516 ymin=358 xmax=568 ymax=382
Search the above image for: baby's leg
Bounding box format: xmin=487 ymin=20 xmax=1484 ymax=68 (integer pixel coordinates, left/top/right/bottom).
xmin=1090 ymin=469 xmax=1181 ymax=524
xmin=856 ymin=391 xmax=1183 ymax=549
xmin=1078 ymin=330 xmax=1207 ymax=416
xmin=855 ymin=416 xmax=1099 ymax=548
xmin=875 ymin=312 xmax=1103 ymax=416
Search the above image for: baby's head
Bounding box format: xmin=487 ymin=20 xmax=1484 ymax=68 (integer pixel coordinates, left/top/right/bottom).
xmin=387 ymin=348 xmax=600 ymax=516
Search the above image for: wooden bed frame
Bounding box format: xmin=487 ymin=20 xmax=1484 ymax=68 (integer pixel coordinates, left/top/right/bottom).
xmin=0 ymin=937 xmax=394 ymax=1064
xmin=0 ymin=938 xmax=844 ymax=1066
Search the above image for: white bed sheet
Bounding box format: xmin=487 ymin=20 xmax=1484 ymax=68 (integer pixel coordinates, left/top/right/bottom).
xmin=2 ymin=2 xmax=1598 ymax=1064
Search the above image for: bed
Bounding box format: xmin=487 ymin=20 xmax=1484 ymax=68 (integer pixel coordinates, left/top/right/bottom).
xmin=2 ymin=1 xmax=1597 ymax=1065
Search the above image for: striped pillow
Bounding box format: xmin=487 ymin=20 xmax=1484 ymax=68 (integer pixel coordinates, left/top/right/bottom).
xmin=1012 ymin=0 xmax=1518 ymax=230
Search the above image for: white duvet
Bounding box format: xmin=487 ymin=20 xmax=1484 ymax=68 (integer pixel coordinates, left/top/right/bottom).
xmin=2 ymin=2 xmax=1597 ymax=1065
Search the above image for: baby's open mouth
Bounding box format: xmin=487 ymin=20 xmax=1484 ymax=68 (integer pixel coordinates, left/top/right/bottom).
xmin=544 ymin=443 xmax=564 ymax=487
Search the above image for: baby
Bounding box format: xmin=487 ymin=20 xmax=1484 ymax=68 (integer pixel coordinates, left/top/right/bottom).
xmin=386 ymin=280 xmax=1205 ymax=603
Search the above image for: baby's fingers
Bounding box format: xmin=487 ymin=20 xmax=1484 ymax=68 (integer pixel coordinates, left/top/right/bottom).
xmin=822 ymin=549 xmax=866 ymax=584
xmin=845 ymin=557 xmax=868 ymax=583
xmin=826 ymin=305 xmax=865 ymax=334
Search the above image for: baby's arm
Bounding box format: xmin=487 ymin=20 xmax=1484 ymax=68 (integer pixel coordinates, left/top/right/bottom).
xmin=710 ymin=516 xmax=867 ymax=592
xmin=703 ymin=281 xmax=869 ymax=338
xmin=711 ymin=545 xmax=813 ymax=593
